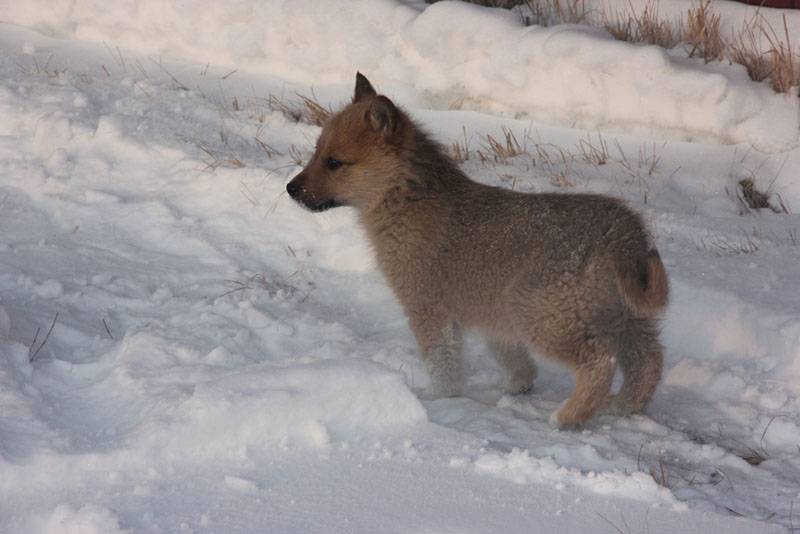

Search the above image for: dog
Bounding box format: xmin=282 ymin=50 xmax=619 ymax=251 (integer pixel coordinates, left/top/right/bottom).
xmin=286 ymin=73 xmax=669 ymax=429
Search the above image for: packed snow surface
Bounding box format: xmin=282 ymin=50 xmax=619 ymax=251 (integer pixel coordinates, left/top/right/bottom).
xmin=1 ymin=1 xmax=799 ymax=533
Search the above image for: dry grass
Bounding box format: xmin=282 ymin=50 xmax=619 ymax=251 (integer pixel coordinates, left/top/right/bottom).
xmin=458 ymin=125 xmax=670 ymax=192
xmin=254 ymin=128 xmax=283 ymax=159
xmin=267 ymin=92 xmax=332 ymax=127
xmin=737 ymin=177 xmax=790 ymax=214
xmin=478 ymin=126 xmax=526 ymax=163
xmin=764 ymin=15 xmax=799 ymax=94
xmin=577 ymin=132 xmax=609 ymax=166
xmin=288 ymin=145 xmax=306 ymax=167
xmin=739 ymin=448 xmax=767 ymax=466
xmin=454 ymin=126 xmax=580 ymax=187
xmin=728 ymin=16 xmax=773 ymax=83
xmin=685 ymin=0 xmax=723 ymax=63
xmin=198 ymin=144 xmax=244 ymax=170
xmin=450 ymin=141 xmax=470 ymax=163
xmin=520 ymin=0 xmax=588 ymax=27
xmin=608 ymin=4 xmax=799 ymax=94
xmin=448 ymin=126 xmax=472 ymax=163
xmin=636 ymin=445 xmax=673 ymax=490
xmin=738 ymin=177 xmax=772 ymax=211
xmin=296 ymin=94 xmax=333 ymax=126
xmin=650 ymin=450 xmax=670 ymax=488
xmin=604 ymin=1 xmax=680 ymax=49
xmin=532 ymin=141 xmax=576 ymax=187
xmin=719 ymin=11 xmax=795 ymax=91
xmin=699 ymin=230 xmax=761 ymax=256
xmin=597 ymin=512 xmax=634 ymax=534
xmin=194 ymin=125 xmax=247 ymax=171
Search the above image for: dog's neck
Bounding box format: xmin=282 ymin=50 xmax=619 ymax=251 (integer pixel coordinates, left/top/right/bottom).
xmin=357 ymin=129 xmax=471 ymax=254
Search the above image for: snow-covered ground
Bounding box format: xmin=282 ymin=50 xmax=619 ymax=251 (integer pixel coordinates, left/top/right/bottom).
xmin=0 ymin=1 xmax=799 ymax=532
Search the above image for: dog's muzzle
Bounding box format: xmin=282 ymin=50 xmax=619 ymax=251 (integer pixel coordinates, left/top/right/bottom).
xmin=286 ymin=180 xmax=340 ymax=212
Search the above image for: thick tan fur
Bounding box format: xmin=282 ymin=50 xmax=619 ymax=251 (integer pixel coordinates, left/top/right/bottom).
xmin=286 ymin=73 xmax=669 ymax=429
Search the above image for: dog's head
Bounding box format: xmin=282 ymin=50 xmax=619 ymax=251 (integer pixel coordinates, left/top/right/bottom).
xmin=286 ymin=73 xmax=409 ymax=212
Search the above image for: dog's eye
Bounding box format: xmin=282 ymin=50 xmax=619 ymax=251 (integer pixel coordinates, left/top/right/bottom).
xmin=326 ymin=157 xmax=343 ymax=171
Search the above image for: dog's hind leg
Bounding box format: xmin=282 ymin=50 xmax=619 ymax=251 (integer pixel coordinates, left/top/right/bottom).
xmin=488 ymin=339 xmax=537 ymax=395
xmin=607 ymin=319 xmax=663 ymax=415
xmin=549 ymin=338 xmax=617 ymax=429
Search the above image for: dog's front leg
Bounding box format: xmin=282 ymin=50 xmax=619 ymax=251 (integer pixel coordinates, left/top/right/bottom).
xmin=408 ymin=308 xmax=463 ymax=399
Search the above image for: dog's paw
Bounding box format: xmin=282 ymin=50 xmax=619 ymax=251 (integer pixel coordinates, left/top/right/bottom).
xmin=549 ymin=409 xmax=565 ymax=429
xmin=548 ymin=403 xmax=580 ymax=431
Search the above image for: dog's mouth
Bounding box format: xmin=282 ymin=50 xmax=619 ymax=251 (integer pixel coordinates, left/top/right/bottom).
xmin=308 ymin=199 xmax=341 ymax=212
xmin=286 ymin=180 xmax=342 ymax=212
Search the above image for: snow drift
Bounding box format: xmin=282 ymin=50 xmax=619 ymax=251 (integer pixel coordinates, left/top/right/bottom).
xmin=1 ymin=0 xmax=797 ymax=151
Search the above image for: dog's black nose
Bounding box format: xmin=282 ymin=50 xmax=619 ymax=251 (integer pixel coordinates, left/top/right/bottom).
xmin=286 ymin=181 xmax=300 ymax=198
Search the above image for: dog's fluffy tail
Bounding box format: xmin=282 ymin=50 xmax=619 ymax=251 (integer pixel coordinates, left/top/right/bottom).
xmin=617 ymin=248 xmax=669 ymax=317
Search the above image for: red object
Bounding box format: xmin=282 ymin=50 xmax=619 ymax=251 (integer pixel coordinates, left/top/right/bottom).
xmin=735 ymin=0 xmax=800 ymax=7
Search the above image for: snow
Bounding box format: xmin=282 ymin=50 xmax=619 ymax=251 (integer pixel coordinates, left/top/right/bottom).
xmin=2 ymin=0 xmax=798 ymax=151
xmin=0 ymin=0 xmax=799 ymax=532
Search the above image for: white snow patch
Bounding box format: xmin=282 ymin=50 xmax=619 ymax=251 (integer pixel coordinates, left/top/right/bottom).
xmin=38 ymin=504 xmax=128 ymax=534
xmin=34 ymin=279 xmax=63 ymax=299
xmin=223 ymin=475 xmax=259 ymax=494
xmin=472 ymin=448 xmax=679 ymax=506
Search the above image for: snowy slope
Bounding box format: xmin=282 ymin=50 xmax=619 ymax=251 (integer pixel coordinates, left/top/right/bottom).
xmin=0 ymin=1 xmax=799 ymax=533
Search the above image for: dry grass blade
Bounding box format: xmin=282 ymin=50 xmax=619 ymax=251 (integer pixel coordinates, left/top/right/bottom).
xmin=449 ymin=127 xmax=471 ymax=163
xmin=255 ymin=136 xmax=283 ymax=159
xmin=699 ymin=230 xmax=760 ymax=256
xmin=288 ymin=145 xmax=305 ymax=167
xmin=531 ymin=141 xmax=575 ymax=187
xmin=198 ymin=144 xmax=245 ymax=170
xmin=650 ymin=449 xmax=670 ymax=488
xmin=102 ymin=318 xmax=113 ymax=340
xmin=29 ymin=312 xmax=59 ymax=363
xmin=268 ymin=94 xmax=302 ymax=122
xmin=479 ymin=127 xmax=525 ymax=163
xmin=152 ymin=57 xmax=189 ymax=91
xmin=605 ymin=14 xmax=634 ymax=43
xmin=268 ymin=93 xmax=332 ymax=126
xmin=596 ymin=511 xmax=632 ymax=534
xmin=577 ymin=132 xmax=609 ymax=166
xmin=450 ymin=141 xmax=470 ymax=163
xmin=639 ymin=142 xmax=662 ymax=177
xmin=298 ymin=93 xmax=332 ymax=126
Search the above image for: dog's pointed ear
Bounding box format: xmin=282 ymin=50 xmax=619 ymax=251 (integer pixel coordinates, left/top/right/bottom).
xmin=366 ymin=95 xmax=398 ymax=136
xmin=354 ymin=72 xmax=377 ymax=102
